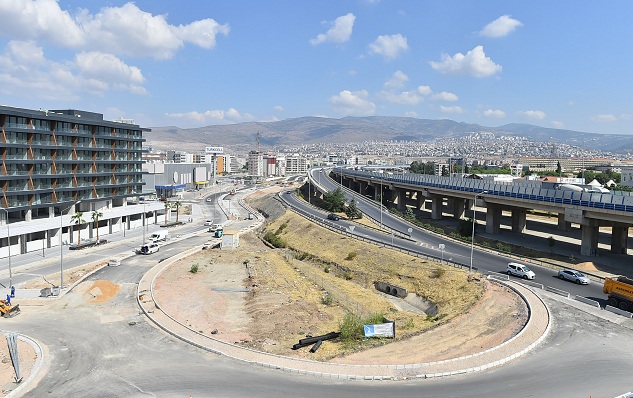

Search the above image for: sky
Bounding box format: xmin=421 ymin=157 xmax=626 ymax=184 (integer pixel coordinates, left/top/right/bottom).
xmin=0 ymin=1 xmax=632 ymax=136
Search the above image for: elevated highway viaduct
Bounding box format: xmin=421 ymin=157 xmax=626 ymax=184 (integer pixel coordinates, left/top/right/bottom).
xmin=329 ymin=168 xmax=633 ymax=257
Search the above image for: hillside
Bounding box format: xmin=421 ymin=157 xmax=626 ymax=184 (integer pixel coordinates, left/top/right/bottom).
xmin=146 ymin=116 xmax=633 ymax=154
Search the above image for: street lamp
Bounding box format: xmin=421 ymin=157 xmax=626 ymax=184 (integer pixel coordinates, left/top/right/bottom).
xmin=1 ymin=208 xmax=11 ymax=292
xmin=469 ymin=191 xmax=487 ymax=273
xmin=379 ymin=174 xmax=383 ymax=230
xmin=60 ymin=200 xmax=81 ymax=289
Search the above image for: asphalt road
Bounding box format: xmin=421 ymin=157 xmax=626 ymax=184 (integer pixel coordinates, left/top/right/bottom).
xmin=2 ymin=184 xmax=633 ymax=397
xmin=305 ymin=169 xmax=607 ymax=302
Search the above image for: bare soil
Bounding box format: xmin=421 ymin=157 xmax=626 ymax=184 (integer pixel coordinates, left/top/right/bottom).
xmin=153 ymin=195 xmax=529 ymax=363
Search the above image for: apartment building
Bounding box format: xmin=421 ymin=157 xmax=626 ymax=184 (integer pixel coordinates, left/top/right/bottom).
xmin=0 ymin=106 xmax=164 ymax=258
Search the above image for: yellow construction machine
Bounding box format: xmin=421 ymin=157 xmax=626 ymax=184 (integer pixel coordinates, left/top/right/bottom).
xmin=0 ymin=299 xmax=20 ymax=318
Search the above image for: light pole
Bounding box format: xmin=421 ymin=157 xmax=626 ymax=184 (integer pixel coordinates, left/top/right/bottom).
xmin=1 ymin=208 xmax=11 ymax=291
xmin=469 ymin=191 xmax=487 ymax=273
xmin=379 ymin=174 xmax=383 ymax=230
xmin=142 ymin=203 xmax=146 ymax=243
xmin=60 ymin=200 xmax=81 ymax=289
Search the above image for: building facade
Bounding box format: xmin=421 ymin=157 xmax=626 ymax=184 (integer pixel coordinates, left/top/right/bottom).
xmin=0 ymin=106 xmax=164 ymax=258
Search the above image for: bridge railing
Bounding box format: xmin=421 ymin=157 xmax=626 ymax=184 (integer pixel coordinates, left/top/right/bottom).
xmin=336 ymin=168 xmax=633 ymax=214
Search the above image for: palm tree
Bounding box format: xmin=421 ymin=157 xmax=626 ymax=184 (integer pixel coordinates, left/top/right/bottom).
xmin=70 ymin=211 xmax=85 ymax=247
xmin=163 ymin=201 xmax=170 ymax=225
xmin=91 ymin=210 xmax=103 ymax=243
xmin=173 ymin=200 xmax=182 ymax=223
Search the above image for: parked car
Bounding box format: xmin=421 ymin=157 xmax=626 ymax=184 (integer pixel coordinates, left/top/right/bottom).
xmin=204 ymin=220 xmax=214 ymax=226
xmin=327 ymin=213 xmax=340 ymax=221
xmin=506 ymin=263 xmax=535 ymax=280
xmin=558 ymin=269 xmax=590 ymax=285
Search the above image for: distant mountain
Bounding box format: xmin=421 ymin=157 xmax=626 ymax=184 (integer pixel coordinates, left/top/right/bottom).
xmin=147 ymin=116 xmax=633 ymax=155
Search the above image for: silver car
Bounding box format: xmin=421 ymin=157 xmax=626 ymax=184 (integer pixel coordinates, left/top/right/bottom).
xmin=558 ymin=269 xmax=590 ymax=285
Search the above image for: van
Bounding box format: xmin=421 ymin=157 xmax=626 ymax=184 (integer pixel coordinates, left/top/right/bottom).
xmin=108 ymin=258 xmax=122 ymax=267
xmin=149 ymin=230 xmax=169 ymax=242
xmin=506 ymin=263 xmax=535 ymax=280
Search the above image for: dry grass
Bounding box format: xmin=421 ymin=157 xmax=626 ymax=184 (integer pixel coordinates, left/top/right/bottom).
xmin=262 ymin=211 xmax=485 ymax=356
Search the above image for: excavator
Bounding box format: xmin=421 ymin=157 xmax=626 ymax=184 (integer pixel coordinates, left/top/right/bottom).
xmin=0 ymin=299 xmax=20 ymax=318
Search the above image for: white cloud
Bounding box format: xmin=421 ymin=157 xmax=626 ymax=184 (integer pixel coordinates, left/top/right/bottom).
xmin=166 ymin=108 xmax=252 ymax=124
xmin=329 ymin=90 xmax=376 ymax=115
xmin=74 ymin=52 xmax=144 ymax=85
xmin=551 ymin=121 xmax=564 ymax=128
xmin=520 ymin=110 xmax=546 ymax=120
xmin=430 ymin=45 xmax=501 ymax=78
xmin=0 ymin=40 xmax=146 ymax=99
xmin=432 ymin=91 xmax=458 ymax=102
xmin=273 ymin=105 xmax=284 ymax=111
xmin=369 ymin=34 xmax=408 ymax=60
xmin=0 ymin=1 xmax=230 ymax=60
xmin=310 ymin=13 xmax=355 ymax=45
xmin=381 ymin=72 xmax=432 ymax=105
xmin=404 ymin=111 xmax=417 ymax=117
xmin=479 ymin=15 xmax=523 ymax=38
xmin=383 ymin=70 xmax=409 ymax=90
xmin=483 ymin=109 xmax=506 ymax=118
xmin=592 ymin=114 xmax=618 ymax=122
xmin=439 ymin=105 xmax=463 ymax=114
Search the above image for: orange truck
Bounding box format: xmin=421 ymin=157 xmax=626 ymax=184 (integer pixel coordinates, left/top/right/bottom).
xmin=603 ymin=276 xmax=633 ymax=311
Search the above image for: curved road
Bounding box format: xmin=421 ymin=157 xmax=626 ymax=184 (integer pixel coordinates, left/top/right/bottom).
xmin=307 ymin=169 xmax=607 ymax=302
xmin=2 ymin=185 xmax=633 ymax=397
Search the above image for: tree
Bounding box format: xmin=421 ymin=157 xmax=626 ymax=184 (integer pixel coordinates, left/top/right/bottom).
xmin=163 ymin=201 xmax=170 ymax=225
xmin=464 ymin=164 xmax=469 ymax=174
xmin=556 ymin=161 xmax=562 ymax=176
xmin=458 ymin=218 xmax=474 ymax=237
xmin=70 ymin=211 xmax=85 ymax=246
xmin=547 ymin=236 xmax=556 ymax=253
xmin=441 ymin=165 xmax=448 ymax=176
xmin=91 ymin=210 xmax=103 ymax=243
xmin=323 ymin=188 xmax=346 ymax=212
xmin=344 ymin=199 xmax=362 ymax=219
xmin=173 ymin=200 xmax=182 ymax=223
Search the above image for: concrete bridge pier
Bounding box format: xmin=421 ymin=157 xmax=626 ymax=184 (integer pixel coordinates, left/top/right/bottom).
xmin=580 ymin=220 xmax=600 ymax=256
xmin=511 ymin=207 xmax=527 ymax=233
xmin=485 ymin=202 xmax=502 ymax=234
xmin=450 ymin=197 xmax=466 ymax=219
xmin=396 ymin=187 xmax=407 ymax=212
xmin=557 ymin=213 xmax=572 ymax=231
xmin=431 ymin=194 xmax=443 ymax=220
xmin=611 ymin=224 xmax=630 ymax=254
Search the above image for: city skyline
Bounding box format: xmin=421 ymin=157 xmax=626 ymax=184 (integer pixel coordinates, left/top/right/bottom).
xmin=0 ymin=1 xmax=632 ymax=135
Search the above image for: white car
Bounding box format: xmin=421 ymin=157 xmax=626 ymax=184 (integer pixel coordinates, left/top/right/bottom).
xmin=506 ymin=263 xmax=535 ymax=280
xmin=204 ymin=220 xmax=214 ymax=226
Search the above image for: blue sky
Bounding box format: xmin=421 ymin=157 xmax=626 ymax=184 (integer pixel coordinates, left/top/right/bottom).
xmin=0 ymin=1 xmax=632 ymax=135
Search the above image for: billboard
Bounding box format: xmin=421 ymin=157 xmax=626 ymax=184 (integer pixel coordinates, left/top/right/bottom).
xmin=205 ymin=146 xmax=224 ymax=154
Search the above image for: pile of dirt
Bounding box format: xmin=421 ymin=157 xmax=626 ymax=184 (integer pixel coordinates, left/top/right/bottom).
xmin=82 ymin=280 xmax=121 ymax=303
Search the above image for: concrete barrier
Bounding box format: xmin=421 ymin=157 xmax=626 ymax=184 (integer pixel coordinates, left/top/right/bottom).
xmin=545 ymin=286 xmax=570 ymax=298
xmin=605 ymin=305 xmax=633 ymax=318
xmin=574 ymin=295 xmax=601 ymax=308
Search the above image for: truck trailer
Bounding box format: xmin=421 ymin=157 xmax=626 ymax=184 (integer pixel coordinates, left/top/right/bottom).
xmin=604 ymin=276 xmax=633 ymax=311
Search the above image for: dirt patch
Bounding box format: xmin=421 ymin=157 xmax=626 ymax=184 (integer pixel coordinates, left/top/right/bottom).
xmin=331 ymin=281 xmax=527 ymax=364
xmin=82 ymin=280 xmax=121 ymax=304
xmin=574 ymin=262 xmax=599 ymax=272
xmin=153 ymin=194 xmax=529 ymax=363
xmin=21 ymin=262 xmax=105 ymax=290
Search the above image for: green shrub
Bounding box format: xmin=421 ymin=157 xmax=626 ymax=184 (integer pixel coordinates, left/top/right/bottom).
xmin=321 ymin=292 xmax=333 ymax=306
xmin=324 ymin=266 xmax=330 ymax=273
xmin=344 ymin=251 xmax=357 ymax=261
xmin=263 ymin=231 xmax=287 ymax=248
xmin=190 ymin=263 xmax=199 ymax=274
xmin=339 ymin=312 xmax=386 ymax=341
xmin=432 ymin=268 xmax=446 ymax=278
xmin=275 ymin=222 xmax=288 ymax=235
xmin=496 ymin=243 xmax=511 ymax=253
xmin=343 ymin=271 xmax=353 ymax=280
